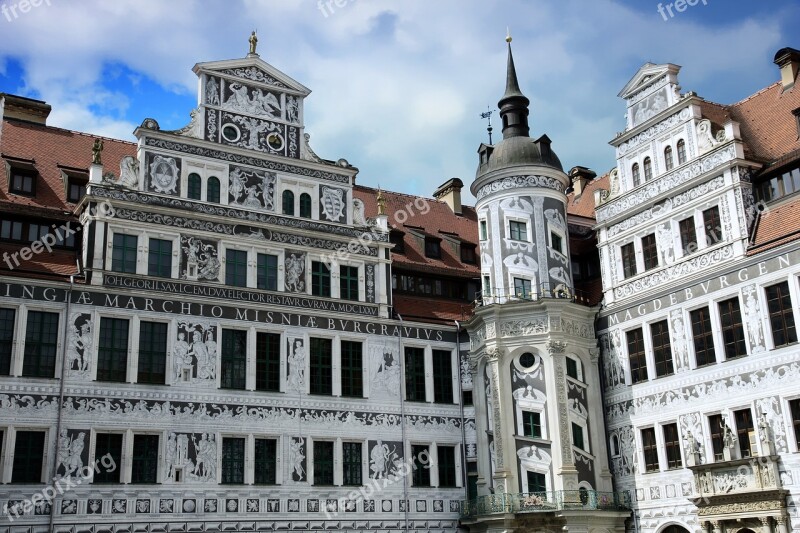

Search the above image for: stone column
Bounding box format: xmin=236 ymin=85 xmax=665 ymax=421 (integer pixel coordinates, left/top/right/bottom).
xmin=548 ymin=340 xmax=579 ymax=492
xmin=760 ymin=516 xmax=772 ymax=533
xmin=776 ymin=516 xmax=789 ymax=533
xmin=711 ymin=521 xmax=722 ymax=533
xmin=486 ymin=346 xmax=512 ymax=494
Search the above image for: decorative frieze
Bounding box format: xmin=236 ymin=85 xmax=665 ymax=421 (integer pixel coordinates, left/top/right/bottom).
xmin=475 ymin=175 xmax=564 ymax=201
xmin=617 ymin=107 xmax=691 ymax=156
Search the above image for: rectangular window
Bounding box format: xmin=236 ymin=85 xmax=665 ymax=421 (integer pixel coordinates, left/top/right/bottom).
xmin=0 ymin=219 xmax=23 ymax=241
xmin=312 ymin=261 xmax=331 ymax=298
xmin=390 ymin=231 xmax=405 ymax=254
xmin=479 ymin=220 xmax=488 ymax=241
xmin=11 ymin=430 xmax=45 ymax=483
xmin=566 ymin=357 xmax=579 ymax=380
xmin=0 ymin=308 xmax=14 ymax=375
xmin=438 ymin=445 xmax=457 ymax=488
xmin=514 ymin=277 xmax=532 ymax=299
xmin=551 ymin=232 xmax=563 ymax=254
xmin=225 ymin=249 xmax=248 ymax=287
xmin=651 ymin=320 xmax=674 ymax=378
xmin=642 ymin=234 xmax=658 ymax=271
xmin=621 ymin=243 xmax=637 ymax=278
xmin=703 ymin=206 xmax=721 ymax=246
xmin=256 ymin=332 xmax=281 ymax=392
xmin=257 ymin=253 xmax=278 ymax=291
xmin=509 ymin=220 xmax=527 ymax=241
xmin=522 ymin=411 xmax=542 ymax=438
xmin=112 ymin=233 xmax=138 ymax=274
xmin=97 ymin=317 xmax=129 ymax=382
xmin=341 ymin=341 xmax=363 ymax=398
xmin=222 ymin=437 xmax=245 ymax=484
xmin=340 ymin=265 xmax=359 ymax=301
xmin=412 ymin=445 xmax=431 ymax=487
xmin=147 ymin=238 xmax=172 ymax=278
xmin=10 ymin=170 xmax=36 ymax=195
xmin=679 ymin=217 xmax=697 ymax=255
xmin=131 ymin=434 xmax=159 ymax=484
xmin=137 ymin=321 xmax=167 ymax=384
xmin=67 ymin=179 xmax=87 ymax=203
xmin=527 ymin=471 xmax=546 ymax=493
xmin=690 ymin=307 xmax=716 ymax=367
xmin=766 ymin=281 xmax=797 ymax=347
xmin=342 ymin=442 xmax=362 ymax=486
xmin=627 ymin=328 xmax=648 ymax=384
xmin=309 ymin=338 xmax=333 ymax=396
xmin=425 ymin=238 xmax=442 ymax=259
xmin=93 ymin=434 xmax=123 ymax=483
xmin=314 ymin=441 xmax=334 ymax=485
xmin=221 ymin=329 xmax=247 ymax=390
xmin=572 ymin=422 xmax=584 ymax=450
xmin=663 ymin=424 xmax=682 ymax=469
xmin=482 ymin=275 xmax=491 ymax=297
xmin=404 ymin=347 xmax=426 ymax=402
xmin=734 ymin=409 xmax=755 ymax=458
xmin=254 ymin=439 xmax=277 ymax=485
xmin=709 ymin=414 xmax=725 ymax=461
xmin=718 ymin=298 xmax=747 ymax=359
xmin=641 ymin=428 xmax=659 ymax=473
xmin=790 ymin=399 xmax=800 ymax=450
xmin=432 ymin=350 xmax=453 ymax=404
xmin=461 ymin=245 xmax=476 ymax=264
xmin=23 ymin=311 xmax=58 ymax=378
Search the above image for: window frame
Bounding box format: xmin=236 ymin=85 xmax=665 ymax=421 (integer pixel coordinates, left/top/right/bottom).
xmin=282 ymin=190 xmax=295 ymax=216
xmin=92 ymin=432 xmax=123 ymax=483
xmin=137 ymin=321 xmax=167 ymax=385
xmin=8 ymin=167 xmax=36 ymax=196
xmin=309 ymin=337 xmax=333 ymax=396
xmin=765 ymin=281 xmax=797 ymax=347
xmin=664 ymin=146 xmax=674 ymax=171
xmin=522 ymin=411 xmax=542 ymax=439
xmin=254 ymin=438 xmax=277 ymax=485
xmin=187 ymin=173 xmax=202 ymax=200
xmin=411 ymin=444 xmax=431 ymax=487
xmin=677 ymin=139 xmax=687 ymax=164
xmin=0 ymin=308 xmax=16 ymax=376
xmin=221 ymin=436 xmax=246 ymax=485
xmin=11 ymin=430 xmax=45 ymax=483
xmin=679 ymin=216 xmax=698 ymax=256
xmin=299 ymin=192 xmax=312 ymax=218
xmin=255 ymin=332 xmax=281 ymax=392
xmin=311 ymin=261 xmax=331 ymax=298
xmin=663 ymin=423 xmax=682 ymax=469
xmin=207 ymin=176 xmax=221 ymax=203
xmin=641 ymin=233 xmax=659 ymax=271
xmin=22 ymin=310 xmax=58 ymax=378
xmin=643 ymin=157 xmax=653 ymax=182
xmin=340 ymin=340 xmax=363 ymax=398
xmin=256 ymin=253 xmax=278 ymax=291
xmin=147 ymin=238 xmax=173 ymax=278
xmin=702 ymin=206 xmax=722 ymax=246
xmin=621 ymin=242 xmax=637 ymax=279
xmin=631 ymin=163 xmax=641 ymax=187
xmin=626 ymin=327 xmax=648 ymax=384
xmin=111 ymin=233 xmax=138 ymax=274
xmin=339 ymin=264 xmax=360 ymax=301
xmin=313 ymin=440 xmax=334 ymax=486
xmin=432 ymin=349 xmax=453 ymax=404
xmin=131 ymin=433 xmax=159 ymax=484
xmin=97 ymin=317 xmax=129 ymax=383
xmin=509 ymin=220 xmax=528 ymax=242
xmin=342 ymin=441 xmax=363 ymax=487
xmin=641 ymin=427 xmax=659 ymax=473
xmin=651 ymin=320 xmax=674 ymax=378
xmin=718 ymin=297 xmax=748 ymax=359
xmin=404 ymin=346 xmax=426 ymax=402
xmin=690 ymin=307 xmax=716 ymax=367
xmin=220 ymin=329 xmax=247 ymax=390
xmin=225 ymin=248 xmax=249 ymax=288
xmin=437 ymin=445 xmax=457 ymax=488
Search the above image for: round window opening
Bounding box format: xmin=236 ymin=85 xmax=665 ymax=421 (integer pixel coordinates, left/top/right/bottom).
xmin=519 ymin=352 xmax=536 ymax=369
xmin=267 ymin=132 xmax=284 ymax=151
xmin=222 ymin=124 xmax=240 ymax=142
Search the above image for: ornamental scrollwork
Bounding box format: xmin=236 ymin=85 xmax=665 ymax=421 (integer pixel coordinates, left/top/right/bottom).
xmin=476 ymin=175 xmax=564 ymax=201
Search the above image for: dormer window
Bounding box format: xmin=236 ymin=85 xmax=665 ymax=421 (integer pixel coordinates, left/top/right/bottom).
xmin=390 ymin=231 xmax=405 ymax=254
xmin=461 ymin=244 xmax=476 ymax=264
xmin=424 ymin=238 xmax=441 ymax=259
xmin=631 ymin=163 xmax=641 ymax=187
xmin=9 ymin=167 xmax=36 ymax=196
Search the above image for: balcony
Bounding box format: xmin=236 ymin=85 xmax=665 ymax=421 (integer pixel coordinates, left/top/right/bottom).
xmin=689 ymin=454 xmax=784 ymax=499
xmin=459 ymin=490 xmax=631 ymax=519
xmin=475 ymin=283 xmax=594 ymax=308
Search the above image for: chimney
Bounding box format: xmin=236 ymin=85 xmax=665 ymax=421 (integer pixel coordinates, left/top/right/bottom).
xmin=569 ymin=166 xmax=597 ymax=198
xmin=774 ymin=48 xmax=800 ymax=91
xmin=433 ymin=178 xmax=464 ymax=215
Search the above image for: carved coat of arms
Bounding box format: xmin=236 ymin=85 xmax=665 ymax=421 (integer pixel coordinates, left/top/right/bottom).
xmin=149 ymin=155 xmax=179 ymax=194
xmin=320 ymin=186 xmax=345 ymax=222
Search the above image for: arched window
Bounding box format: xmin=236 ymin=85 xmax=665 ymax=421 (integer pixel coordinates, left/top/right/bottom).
xmin=677 ymin=139 xmax=687 ymax=164
xmin=643 ymin=157 xmax=653 ymax=181
xmin=187 ymin=173 xmax=202 ymax=200
xmin=207 ymin=176 xmax=220 ymax=203
xmin=664 ymin=146 xmax=674 ymax=171
xmin=632 ymin=163 xmax=641 ymax=187
xmin=282 ymin=190 xmax=295 ymax=215
xmin=299 ymin=193 xmax=312 ymax=218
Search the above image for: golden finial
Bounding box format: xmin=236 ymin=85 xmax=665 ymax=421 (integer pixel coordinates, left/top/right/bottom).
xmin=249 ymin=30 xmax=258 ymax=56
xmin=506 ymin=27 xmax=512 ymax=43
xmin=377 ymin=187 xmax=387 ymax=216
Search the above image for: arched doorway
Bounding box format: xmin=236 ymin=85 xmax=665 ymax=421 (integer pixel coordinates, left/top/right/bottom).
xmin=661 ymin=526 xmax=691 ymax=533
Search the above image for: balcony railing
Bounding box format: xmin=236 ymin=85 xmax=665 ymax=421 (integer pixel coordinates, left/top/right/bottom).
xmin=459 ymin=490 xmax=631 ymax=518
xmin=475 ymin=283 xmax=593 ymax=308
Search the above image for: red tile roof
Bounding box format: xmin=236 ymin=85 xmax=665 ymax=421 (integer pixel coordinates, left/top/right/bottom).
xmin=748 ymin=194 xmax=800 ymax=255
xmin=729 ymin=82 xmax=800 ymax=165
xmin=566 ymin=173 xmax=608 ymax=220
xmin=392 ymin=294 xmax=473 ymax=325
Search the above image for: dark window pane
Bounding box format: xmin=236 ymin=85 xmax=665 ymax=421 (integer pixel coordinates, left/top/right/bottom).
xmin=131 ymin=434 xmax=159 ymax=483
xmin=734 ymin=409 xmax=755 ymax=458
xmin=718 ymin=298 xmax=747 ymax=359
xmin=425 ymin=238 xmax=441 ymax=258
xmin=522 ymin=411 xmax=541 ymax=438
xmin=112 ymin=234 xmax=138 ymax=274
xmin=703 ymin=206 xmax=721 ymax=246
xmin=256 ymin=332 xmax=281 ymax=392
xmin=627 ymin=328 xmax=647 ymax=384
xmin=97 ymin=318 xmax=129 ymax=382
xmin=207 ymin=177 xmax=221 ymax=203
xmin=663 ymin=424 xmax=682 ymax=469
xmin=405 ymin=347 xmax=426 ymax=402
xmin=643 ymin=157 xmax=653 ymax=181
xmin=642 ymin=234 xmax=658 ymax=271
xmin=93 ymin=434 xmax=123 ymax=483
xmin=225 ymin=249 xmax=248 ymax=287
xmin=509 ymin=221 xmax=527 ymax=241
xmin=0 ymin=308 xmax=15 ymax=375
xmin=677 ymin=140 xmax=686 ymax=164
xmin=221 ymin=329 xmax=247 ymax=390
xmin=222 ymin=438 xmax=245 ymax=484
xmin=299 ymin=193 xmax=312 ymax=218
xmin=690 ymin=307 xmax=716 ymax=367
xmin=312 ymin=262 xmax=331 ymax=298
xmin=314 ymin=441 xmax=334 ymax=485
xmin=309 ymin=338 xmax=332 ymax=395
xmin=340 ymin=265 xmax=359 ymax=301
xmin=664 ymin=146 xmax=674 ymax=171
xmin=254 ymin=439 xmax=277 ymax=485
xmin=23 ymin=311 xmax=58 ymax=378
xmin=12 ymin=431 xmax=45 ymax=483
xmin=651 ymin=320 xmax=674 ymax=377
xmin=341 ymin=341 xmax=363 ymax=398
xmin=765 ymin=282 xmax=797 ymax=347
xmin=412 ymin=445 xmax=430 ymax=487
xmin=257 ymin=254 xmax=278 ymax=291
xmin=632 ymin=164 xmax=641 ymax=187
xmin=148 ymin=238 xmax=172 ymax=278
xmin=642 ymin=428 xmax=659 ymax=472
xmin=438 ymin=445 xmax=456 ymax=488
xmin=138 ymin=322 xmax=167 ymax=384
xmin=566 ymin=357 xmax=579 ymax=380
xmin=282 ymin=190 xmax=295 ymax=215
xmin=572 ymin=422 xmax=584 ymax=450
xmin=622 ymin=243 xmax=637 ymax=278
xmin=342 ymin=442 xmax=362 ymax=486
xmin=432 ymin=350 xmax=453 ymax=404
xmin=679 ymin=217 xmax=697 ymax=255
xmin=790 ymin=399 xmax=800 ymax=450
xmin=709 ymin=414 xmax=725 ymax=461
xmin=527 ymin=471 xmax=546 ymax=493
xmin=187 ymin=173 xmax=202 ymax=200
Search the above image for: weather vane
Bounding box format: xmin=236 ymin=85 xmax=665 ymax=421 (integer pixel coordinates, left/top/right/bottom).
xmin=480 ymin=107 xmax=494 ymax=144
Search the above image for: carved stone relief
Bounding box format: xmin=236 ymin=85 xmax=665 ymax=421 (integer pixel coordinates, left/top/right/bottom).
xmin=284 ymin=251 xmax=307 ymax=293
xmin=66 ymin=313 xmax=92 ymax=379
xmin=228 ymin=165 xmax=276 ymax=211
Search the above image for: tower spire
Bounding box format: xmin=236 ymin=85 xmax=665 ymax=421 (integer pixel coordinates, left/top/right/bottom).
xmin=498 ymin=30 xmax=530 ymax=139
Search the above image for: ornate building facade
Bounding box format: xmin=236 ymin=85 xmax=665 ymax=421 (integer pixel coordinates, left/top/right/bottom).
xmin=595 ymin=48 xmax=800 ymax=533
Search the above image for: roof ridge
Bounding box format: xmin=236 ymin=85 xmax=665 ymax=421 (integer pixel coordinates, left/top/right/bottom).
xmin=5 ymin=117 xmax=137 ymax=146
xmin=730 ymin=81 xmax=781 ymax=108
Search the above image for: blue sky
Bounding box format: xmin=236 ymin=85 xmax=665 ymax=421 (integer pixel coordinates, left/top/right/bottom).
xmin=0 ymin=0 xmax=797 ymax=202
